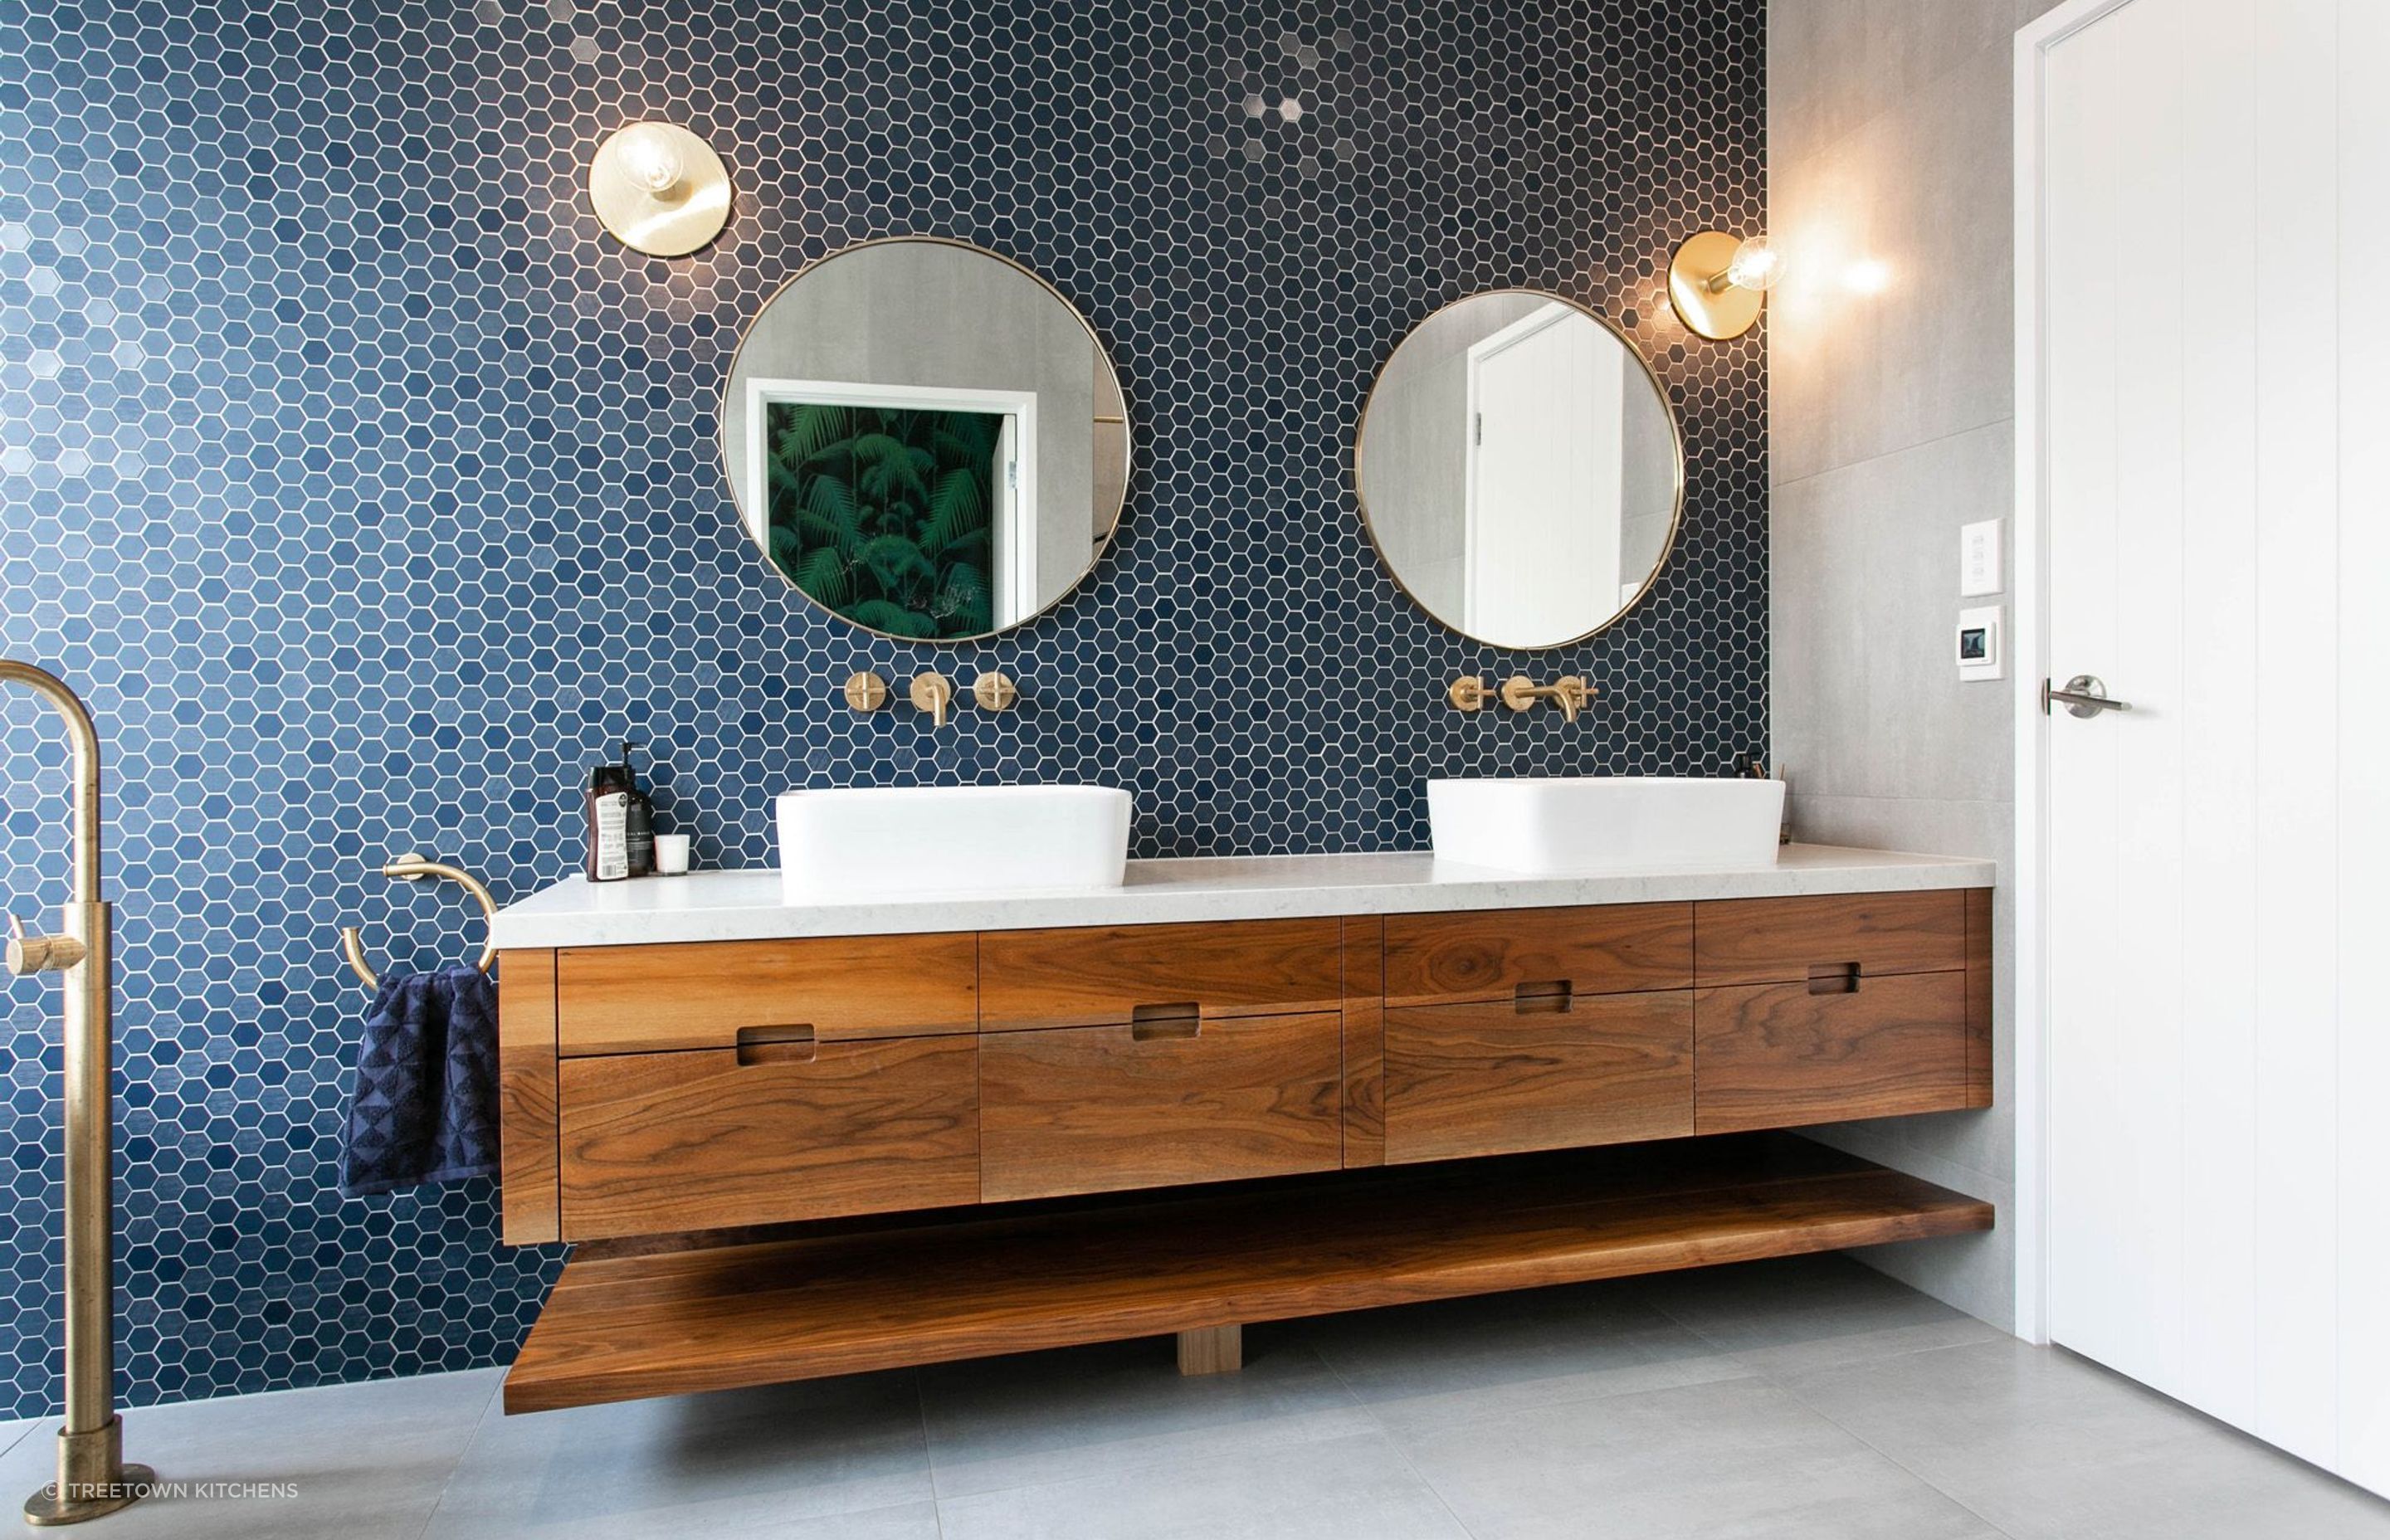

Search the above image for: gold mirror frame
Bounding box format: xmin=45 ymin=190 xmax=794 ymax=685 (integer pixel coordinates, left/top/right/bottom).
xmin=720 ymin=235 xmax=1134 ymax=645
xmin=1353 ymin=289 xmax=1687 ymax=651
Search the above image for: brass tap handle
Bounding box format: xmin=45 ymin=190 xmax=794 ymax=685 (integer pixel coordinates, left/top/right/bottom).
xmin=1448 ymin=676 xmax=1489 ymax=712
xmin=971 ymin=671 xmax=1019 ymax=712
xmin=910 ymin=670 xmax=955 ymax=728
xmin=5 ymin=914 xmax=86 ymax=976
xmin=841 ymin=670 xmax=890 ymax=712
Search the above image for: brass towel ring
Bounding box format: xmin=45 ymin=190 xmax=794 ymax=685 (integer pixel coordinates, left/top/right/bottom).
xmin=340 ymin=852 xmax=498 ymax=987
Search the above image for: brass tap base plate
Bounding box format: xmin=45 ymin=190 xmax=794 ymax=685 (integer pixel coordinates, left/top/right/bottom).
xmin=22 ymin=1464 xmax=154 ymax=1527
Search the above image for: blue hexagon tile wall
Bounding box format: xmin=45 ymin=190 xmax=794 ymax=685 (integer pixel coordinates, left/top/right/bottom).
xmin=0 ymin=0 xmax=1763 ymax=1416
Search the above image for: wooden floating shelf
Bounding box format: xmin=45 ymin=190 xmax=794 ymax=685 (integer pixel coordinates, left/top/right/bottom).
xmin=504 ymin=1133 xmax=1992 ymax=1414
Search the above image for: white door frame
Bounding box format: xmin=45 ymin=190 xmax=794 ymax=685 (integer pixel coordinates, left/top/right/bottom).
xmin=1461 ymin=301 xmax=1578 ymax=635
xmin=2010 ymin=0 xmax=2144 ymax=1348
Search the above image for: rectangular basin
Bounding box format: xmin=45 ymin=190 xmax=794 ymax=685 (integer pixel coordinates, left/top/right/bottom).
xmin=778 ymin=785 xmax=1132 ymax=900
xmin=1427 ymin=777 xmax=1785 ymax=875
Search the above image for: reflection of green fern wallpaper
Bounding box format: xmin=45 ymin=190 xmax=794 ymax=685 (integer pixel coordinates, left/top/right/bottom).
xmin=764 ymin=401 xmax=1002 ymax=638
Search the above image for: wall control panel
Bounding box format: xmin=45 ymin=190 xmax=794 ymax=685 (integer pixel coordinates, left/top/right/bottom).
xmin=1959 ymin=519 xmax=2003 ymax=597
xmin=1956 ymin=605 xmax=2004 ymax=682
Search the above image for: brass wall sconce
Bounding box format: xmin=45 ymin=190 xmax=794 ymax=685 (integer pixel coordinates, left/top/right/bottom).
xmin=589 ymin=121 xmax=730 ymax=256
xmin=1667 ymin=231 xmax=1778 ymax=340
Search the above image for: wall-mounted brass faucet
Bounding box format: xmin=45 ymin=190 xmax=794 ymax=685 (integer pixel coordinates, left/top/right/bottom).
xmin=841 ymin=669 xmax=1017 ymax=727
xmin=1447 ymin=674 xmax=1595 ymax=723
xmin=910 ymin=670 xmax=956 ymax=728
xmin=1501 ymin=675 xmax=1592 ymax=722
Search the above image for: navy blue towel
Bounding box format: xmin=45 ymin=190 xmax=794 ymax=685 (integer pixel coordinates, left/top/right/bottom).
xmin=341 ymin=964 xmax=500 ymax=1197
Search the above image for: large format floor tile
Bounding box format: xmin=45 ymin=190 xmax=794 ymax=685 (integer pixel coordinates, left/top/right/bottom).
xmin=919 ymin=1326 xmax=1375 ymax=1499
xmin=0 ymin=1367 xmax=500 ymax=1540
xmin=420 ymin=1367 xmax=935 ymax=1538
xmin=1785 ymin=1338 xmax=2390 ymax=1540
xmin=1641 ymin=1251 xmax=2002 ymax=1376
xmin=1393 ymin=1374 xmax=2001 ymax=1540
xmin=934 ymin=1426 xmax=1471 ymax=1540
xmin=1304 ymin=1277 xmax=1753 ymax=1435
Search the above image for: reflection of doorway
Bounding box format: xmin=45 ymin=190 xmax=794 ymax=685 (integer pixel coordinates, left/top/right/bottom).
xmin=1464 ymin=305 xmax=1624 ymax=643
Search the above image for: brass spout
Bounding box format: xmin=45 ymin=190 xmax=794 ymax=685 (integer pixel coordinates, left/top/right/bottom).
xmin=1 ymin=660 xmax=153 ymax=1525
xmin=910 ymin=670 xmax=955 ymax=728
xmin=1499 ymin=675 xmax=1593 ymax=724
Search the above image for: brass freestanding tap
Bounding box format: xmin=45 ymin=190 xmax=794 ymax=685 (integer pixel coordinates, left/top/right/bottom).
xmin=2 ymin=660 xmax=154 ymax=1526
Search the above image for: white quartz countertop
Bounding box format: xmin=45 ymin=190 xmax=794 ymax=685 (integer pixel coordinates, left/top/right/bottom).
xmin=488 ymin=845 xmax=1996 ymax=951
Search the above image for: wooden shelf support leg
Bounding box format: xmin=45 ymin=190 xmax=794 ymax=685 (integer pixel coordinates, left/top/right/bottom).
xmin=1176 ymin=1323 xmax=1242 ymax=1376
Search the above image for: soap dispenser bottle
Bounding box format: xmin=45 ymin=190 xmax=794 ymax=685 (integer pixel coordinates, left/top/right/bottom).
xmin=619 ymin=740 xmax=656 ymax=879
xmin=584 ymin=750 xmax=633 ymax=883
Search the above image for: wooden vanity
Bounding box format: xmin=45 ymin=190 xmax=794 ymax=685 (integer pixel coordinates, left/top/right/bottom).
xmin=490 ymin=855 xmax=1996 ymax=1413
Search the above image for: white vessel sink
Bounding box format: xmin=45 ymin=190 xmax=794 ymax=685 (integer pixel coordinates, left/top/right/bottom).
xmin=1427 ymin=777 xmax=1785 ymax=875
xmin=777 ymin=785 xmax=1132 ymax=899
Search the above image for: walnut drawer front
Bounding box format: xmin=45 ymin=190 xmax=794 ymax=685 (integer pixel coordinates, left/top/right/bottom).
xmin=979 ymin=1011 xmax=1344 ymax=1201
xmin=554 ymin=934 xmax=978 ymax=1055
xmin=1381 ymin=993 xmax=1695 ymax=1164
xmin=1693 ymin=972 xmax=1969 ymax=1133
xmin=977 ymin=919 xmax=1344 ymax=1032
xmin=556 ymin=1035 xmax=980 ymax=1240
xmin=1693 ymin=892 xmax=1965 ymax=988
xmin=1382 ymin=904 xmax=1693 ymax=1009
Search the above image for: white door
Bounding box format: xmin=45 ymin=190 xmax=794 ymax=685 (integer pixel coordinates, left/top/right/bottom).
xmin=1465 ymin=305 xmax=1623 ymax=646
xmin=2028 ymin=0 xmax=2390 ymax=1494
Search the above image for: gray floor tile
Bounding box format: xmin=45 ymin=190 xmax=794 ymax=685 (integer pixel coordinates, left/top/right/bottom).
xmin=935 ymin=1427 xmax=1470 ymax=1540
xmin=920 ymin=1327 xmax=1374 ymax=1499
xmin=1647 ymin=1251 xmax=2001 ymax=1375
xmin=420 ymin=1368 xmax=935 ymax=1538
xmin=1302 ymin=1279 xmax=1754 ymax=1435
xmin=1785 ymin=1338 xmax=2390 ymax=1539
xmin=0 ymin=1367 xmax=500 ymax=1540
xmin=1395 ymin=1374 xmax=2001 ymax=1540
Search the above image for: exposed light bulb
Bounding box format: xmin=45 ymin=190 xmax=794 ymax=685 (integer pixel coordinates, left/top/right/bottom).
xmin=620 ymin=124 xmax=685 ymax=195
xmin=1725 ymin=235 xmax=1780 ymax=292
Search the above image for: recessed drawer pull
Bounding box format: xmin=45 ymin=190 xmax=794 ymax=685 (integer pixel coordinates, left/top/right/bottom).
xmin=1130 ymin=1003 xmax=1202 ymax=1041
xmin=1514 ymin=981 xmax=1574 ymax=1014
xmin=735 ymin=1025 xmax=817 ymax=1065
xmin=1807 ymin=963 xmax=1861 ymax=996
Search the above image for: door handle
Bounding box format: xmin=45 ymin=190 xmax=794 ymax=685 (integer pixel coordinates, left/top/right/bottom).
xmin=2044 ymin=674 xmax=2133 ymax=719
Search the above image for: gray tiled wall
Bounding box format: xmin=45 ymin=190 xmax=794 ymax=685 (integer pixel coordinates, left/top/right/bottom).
xmin=1768 ymin=0 xmax=2067 ymax=1330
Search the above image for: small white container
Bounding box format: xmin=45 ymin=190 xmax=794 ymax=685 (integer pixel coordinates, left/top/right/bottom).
xmin=651 ymin=833 xmax=692 ymax=875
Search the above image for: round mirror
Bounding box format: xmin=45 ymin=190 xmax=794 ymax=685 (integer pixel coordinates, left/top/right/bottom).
xmin=724 ymin=237 xmax=1131 ymax=641
xmin=1355 ymin=291 xmax=1683 ymax=651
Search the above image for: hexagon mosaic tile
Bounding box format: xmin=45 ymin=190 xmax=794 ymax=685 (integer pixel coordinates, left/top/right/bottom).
xmin=0 ymin=0 xmax=1764 ymax=1416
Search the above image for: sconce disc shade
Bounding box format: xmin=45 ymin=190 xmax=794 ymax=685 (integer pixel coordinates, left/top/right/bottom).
xmin=589 ymin=122 xmax=730 ymax=256
xmin=1668 ymin=230 xmax=1767 ymax=340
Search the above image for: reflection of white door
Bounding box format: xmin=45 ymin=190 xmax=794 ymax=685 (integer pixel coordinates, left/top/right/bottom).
xmin=2024 ymin=0 xmax=2389 ymax=1496
xmin=993 ymin=415 xmax=1030 ymax=627
xmin=1465 ymin=305 xmax=1623 ymax=646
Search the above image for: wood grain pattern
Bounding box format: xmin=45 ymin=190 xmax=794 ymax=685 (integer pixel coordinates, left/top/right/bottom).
xmin=1693 ymin=972 xmax=1969 ymax=1133
xmin=496 ymin=948 xmax=561 ymax=1245
xmin=1382 ymin=992 xmax=1695 ymax=1163
xmin=1693 ymin=891 xmax=1968 ymax=987
xmin=1964 ymin=886 xmax=1994 ymax=1109
xmin=977 ymin=919 xmax=1343 ymax=1031
xmin=503 ymin=1133 xmax=1996 ymax=1412
xmin=1382 ymin=904 xmax=1693 ymax=1007
xmin=978 ymin=1012 xmax=1344 ymax=1201
xmin=1341 ymin=914 xmax=1387 ymax=1168
xmin=554 ymin=934 xmax=978 ymax=1055
xmin=557 ymin=1036 xmax=980 ymax=1239
xmin=1178 ymin=1323 xmax=1242 ymax=1375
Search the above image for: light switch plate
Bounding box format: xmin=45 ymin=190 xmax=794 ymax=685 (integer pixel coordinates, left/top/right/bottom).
xmin=1957 ymin=605 xmax=2003 ymax=682
xmin=1960 ymin=519 xmax=2003 ymax=596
